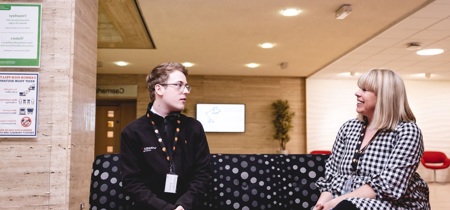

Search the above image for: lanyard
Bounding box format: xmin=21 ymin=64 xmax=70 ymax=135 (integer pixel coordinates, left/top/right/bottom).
xmin=146 ymin=111 xmax=181 ymax=174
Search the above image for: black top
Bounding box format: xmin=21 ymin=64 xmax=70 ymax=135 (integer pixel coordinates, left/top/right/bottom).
xmin=120 ymin=104 xmax=211 ymax=210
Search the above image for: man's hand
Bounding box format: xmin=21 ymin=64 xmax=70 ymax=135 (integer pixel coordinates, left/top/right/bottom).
xmin=174 ymin=206 xmax=184 ymax=210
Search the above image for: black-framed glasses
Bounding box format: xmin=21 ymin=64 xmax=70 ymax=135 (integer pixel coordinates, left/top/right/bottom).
xmin=159 ymin=82 xmax=191 ymax=92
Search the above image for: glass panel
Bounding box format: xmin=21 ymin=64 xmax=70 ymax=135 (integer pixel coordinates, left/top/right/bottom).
xmin=107 ymin=131 xmax=114 ymax=138
xmin=107 ymin=110 xmax=114 ymax=118
xmin=106 ymin=146 xmax=114 ymax=153
xmin=107 ymin=121 xmax=114 ymax=128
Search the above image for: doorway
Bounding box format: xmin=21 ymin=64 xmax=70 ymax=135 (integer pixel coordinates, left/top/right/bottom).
xmin=95 ymin=100 xmax=137 ymax=156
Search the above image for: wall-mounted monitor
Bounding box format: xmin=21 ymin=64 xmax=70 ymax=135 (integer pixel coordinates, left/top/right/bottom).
xmin=196 ymin=103 xmax=245 ymax=132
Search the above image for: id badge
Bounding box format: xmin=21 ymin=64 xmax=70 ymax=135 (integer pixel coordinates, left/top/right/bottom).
xmin=164 ymin=174 xmax=178 ymax=193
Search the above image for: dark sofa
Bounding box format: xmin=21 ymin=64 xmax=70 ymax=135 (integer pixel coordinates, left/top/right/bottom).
xmin=89 ymin=153 xmax=328 ymax=210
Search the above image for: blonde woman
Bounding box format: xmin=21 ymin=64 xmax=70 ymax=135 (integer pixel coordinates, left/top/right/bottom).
xmin=314 ymin=69 xmax=430 ymax=210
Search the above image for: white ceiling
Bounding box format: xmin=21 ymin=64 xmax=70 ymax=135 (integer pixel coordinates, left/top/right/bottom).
xmin=96 ymin=0 xmax=450 ymax=81
xmin=311 ymin=0 xmax=450 ymax=80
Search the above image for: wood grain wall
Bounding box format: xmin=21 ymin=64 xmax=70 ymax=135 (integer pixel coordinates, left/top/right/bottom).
xmin=97 ymin=74 xmax=307 ymax=154
xmin=0 ymin=0 xmax=98 ymax=209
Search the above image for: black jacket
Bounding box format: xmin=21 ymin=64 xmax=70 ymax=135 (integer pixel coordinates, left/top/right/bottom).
xmin=120 ymin=107 xmax=211 ymax=210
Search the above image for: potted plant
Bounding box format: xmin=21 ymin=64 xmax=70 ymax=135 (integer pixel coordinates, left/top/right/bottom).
xmin=271 ymin=99 xmax=295 ymax=154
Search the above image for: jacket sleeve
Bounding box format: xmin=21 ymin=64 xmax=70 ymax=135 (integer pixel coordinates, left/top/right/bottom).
xmin=316 ymin=121 xmax=349 ymax=193
xmin=366 ymin=122 xmax=423 ymax=200
xmin=174 ymin=120 xmax=212 ymax=210
xmin=120 ymin=126 xmax=177 ymax=210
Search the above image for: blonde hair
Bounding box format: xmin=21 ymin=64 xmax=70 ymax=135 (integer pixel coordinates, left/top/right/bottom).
xmin=357 ymin=69 xmax=416 ymax=130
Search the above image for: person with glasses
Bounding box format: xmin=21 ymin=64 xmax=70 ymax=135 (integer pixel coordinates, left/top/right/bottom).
xmin=314 ymin=69 xmax=430 ymax=210
xmin=120 ymin=62 xmax=211 ymax=210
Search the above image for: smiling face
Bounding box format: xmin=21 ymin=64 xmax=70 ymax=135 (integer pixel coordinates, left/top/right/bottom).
xmin=355 ymin=87 xmax=377 ymax=121
xmin=154 ymin=70 xmax=190 ymax=116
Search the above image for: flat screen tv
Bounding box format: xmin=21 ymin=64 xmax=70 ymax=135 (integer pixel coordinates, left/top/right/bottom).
xmin=196 ymin=103 xmax=245 ymax=132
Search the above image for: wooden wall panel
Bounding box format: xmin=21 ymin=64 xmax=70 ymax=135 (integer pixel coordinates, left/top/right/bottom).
xmin=0 ymin=144 xmax=51 ymax=207
xmin=69 ymin=0 xmax=98 ymax=209
xmin=0 ymin=0 xmax=98 ymax=209
xmin=97 ymin=74 xmax=307 ymax=154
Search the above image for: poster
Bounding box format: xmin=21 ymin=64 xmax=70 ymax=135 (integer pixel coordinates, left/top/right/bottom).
xmin=0 ymin=72 xmax=38 ymax=138
xmin=0 ymin=3 xmax=41 ymax=67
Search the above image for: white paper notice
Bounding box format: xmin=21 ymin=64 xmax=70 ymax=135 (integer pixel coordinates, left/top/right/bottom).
xmin=0 ymin=72 xmax=38 ymax=138
xmin=0 ymin=4 xmax=41 ymax=67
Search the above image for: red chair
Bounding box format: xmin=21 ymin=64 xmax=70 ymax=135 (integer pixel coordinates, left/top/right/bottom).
xmin=421 ymin=151 xmax=450 ymax=183
xmin=310 ymin=150 xmax=332 ymax=155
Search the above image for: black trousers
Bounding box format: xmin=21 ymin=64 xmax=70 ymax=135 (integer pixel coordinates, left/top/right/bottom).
xmin=333 ymin=200 xmax=358 ymax=210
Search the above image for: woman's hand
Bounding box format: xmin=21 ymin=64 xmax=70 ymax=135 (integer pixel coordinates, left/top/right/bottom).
xmin=321 ymin=199 xmax=339 ymax=210
xmin=314 ymin=191 xmax=334 ymax=210
xmin=313 ymin=199 xmax=338 ymax=210
xmin=313 ymin=203 xmax=324 ymax=210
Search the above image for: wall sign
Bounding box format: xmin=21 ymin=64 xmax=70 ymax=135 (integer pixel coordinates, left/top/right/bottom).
xmin=0 ymin=3 xmax=42 ymax=68
xmin=0 ymin=72 xmax=39 ymax=138
xmin=96 ymin=85 xmax=138 ymax=99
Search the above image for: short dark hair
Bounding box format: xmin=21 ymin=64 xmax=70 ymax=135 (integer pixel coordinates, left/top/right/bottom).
xmin=146 ymin=62 xmax=188 ymax=102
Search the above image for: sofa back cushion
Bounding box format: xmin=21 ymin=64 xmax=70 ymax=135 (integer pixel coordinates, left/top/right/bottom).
xmin=89 ymin=154 xmax=133 ymax=210
xmin=200 ymin=154 xmax=328 ymax=210
xmin=89 ymin=154 xmax=328 ymax=210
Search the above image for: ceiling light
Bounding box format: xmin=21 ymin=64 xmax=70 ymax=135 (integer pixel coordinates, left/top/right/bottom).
xmin=259 ymin=43 xmax=275 ymax=49
xmin=245 ymin=63 xmax=260 ymax=68
xmin=335 ymin=4 xmax=352 ymax=20
xmin=280 ymin=8 xmax=302 ymax=16
xmin=416 ymin=48 xmax=444 ymax=56
xmin=114 ymin=61 xmax=129 ymax=66
xmin=182 ymin=62 xmax=194 ymax=67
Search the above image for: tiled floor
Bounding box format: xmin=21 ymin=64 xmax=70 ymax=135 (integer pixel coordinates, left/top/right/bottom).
xmin=429 ymin=182 xmax=450 ymax=209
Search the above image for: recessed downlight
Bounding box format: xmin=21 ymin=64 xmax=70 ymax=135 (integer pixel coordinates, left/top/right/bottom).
xmin=182 ymin=62 xmax=194 ymax=67
xmin=259 ymin=43 xmax=275 ymax=49
xmin=280 ymin=8 xmax=302 ymax=16
xmin=114 ymin=61 xmax=129 ymax=66
xmin=245 ymin=63 xmax=260 ymax=68
xmin=416 ymin=48 xmax=444 ymax=56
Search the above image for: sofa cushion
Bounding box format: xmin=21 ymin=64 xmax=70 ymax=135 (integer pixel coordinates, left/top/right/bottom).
xmin=89 ymin=153 xmax=328 ymax=210
xmin=89 ymin=154 xmax=133 ymax=210
xmin=200 ymin=154 xmax=328 ymax=210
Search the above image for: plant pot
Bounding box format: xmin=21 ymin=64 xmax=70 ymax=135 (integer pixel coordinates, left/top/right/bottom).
xmin=279 ymin=149 xmax=289 ymax=155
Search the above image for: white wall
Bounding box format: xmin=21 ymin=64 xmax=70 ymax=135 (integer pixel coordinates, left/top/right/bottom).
xmin=306 ymin=79 xmax=450 ymax=182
